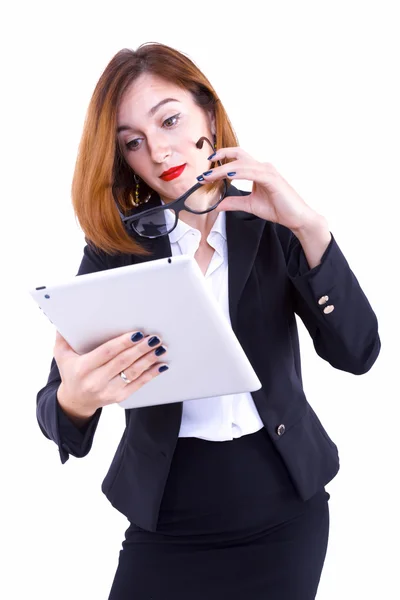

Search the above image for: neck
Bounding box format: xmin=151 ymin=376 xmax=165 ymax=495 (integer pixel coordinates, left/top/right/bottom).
xmin=179 ymin=207 xmax=220 ymax=239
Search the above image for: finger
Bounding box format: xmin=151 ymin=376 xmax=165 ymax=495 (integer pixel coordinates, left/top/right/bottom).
xmin=121 ymin=344 xmax=168 ymax=382
xmin=103 ymin=334 xmax=163 ymax=380
xmin=209 ymin=147 xmax=248 ymax=161
xmin=115 ymin=361 xmax=170 ymax=403
xmin=216 ymin=195 xmax=252 ymax=213
xmin=84 ymin=330 xmax=148 ymax=371
xmin=55 ymin=330 xmax=68 ymax=346
xmin=198 ymin=162 xmax=264 ymax=186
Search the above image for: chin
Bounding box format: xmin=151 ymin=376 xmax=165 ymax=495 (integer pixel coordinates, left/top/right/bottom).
xmin=160 ymin=176 xmax=194 ymax=196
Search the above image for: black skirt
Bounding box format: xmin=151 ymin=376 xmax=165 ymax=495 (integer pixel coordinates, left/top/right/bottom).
xmin=108 ymin=427 xmax=330 ymax=600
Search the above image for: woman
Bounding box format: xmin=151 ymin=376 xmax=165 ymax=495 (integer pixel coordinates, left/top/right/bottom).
xmin=36 ymin=42 xmax=380 ymax=599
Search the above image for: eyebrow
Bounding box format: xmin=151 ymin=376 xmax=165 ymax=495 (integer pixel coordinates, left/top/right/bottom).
xmin=117 ymin=98 xmax=180 ymax=134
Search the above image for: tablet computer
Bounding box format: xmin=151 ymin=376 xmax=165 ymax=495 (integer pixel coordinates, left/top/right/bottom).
xmin=29 ymin=255 xmax=261 ymax=409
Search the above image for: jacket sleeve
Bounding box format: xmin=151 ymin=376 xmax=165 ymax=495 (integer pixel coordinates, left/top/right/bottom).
xmin=36 ymin=243 xmax=112 ymax=464
xmin=280 ymin=228 xmax=381 ymax=374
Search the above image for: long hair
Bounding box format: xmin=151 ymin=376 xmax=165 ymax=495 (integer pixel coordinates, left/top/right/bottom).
xmin=72 ymin=43 xmax=239 ymax=255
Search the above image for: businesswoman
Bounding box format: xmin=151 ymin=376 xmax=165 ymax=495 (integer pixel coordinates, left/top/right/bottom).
xmin=36 ymin=43 xmax=380 ymax=600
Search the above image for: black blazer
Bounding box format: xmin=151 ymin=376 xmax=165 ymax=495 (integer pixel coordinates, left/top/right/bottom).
xmin=36 ymin=185 xmax=380 ymax=531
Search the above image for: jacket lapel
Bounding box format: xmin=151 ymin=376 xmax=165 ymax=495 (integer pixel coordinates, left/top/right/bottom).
xmin=129 ymin=195 xmax=173 ymax=264
xmin=141 ymin=232 xmax=172 ymax=262
xmin=225 ymin=187 xmax=266 ymax=331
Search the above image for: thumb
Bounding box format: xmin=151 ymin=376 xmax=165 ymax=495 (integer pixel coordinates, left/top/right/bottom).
xmin=54 ymin=330 xmax=76 ymax=360
xmin=217 ymin=195 xmax=251 ymax=213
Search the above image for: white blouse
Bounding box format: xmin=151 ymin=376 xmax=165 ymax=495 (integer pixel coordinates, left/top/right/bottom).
xmin=163 ymin=207 xmax=264 ymax=441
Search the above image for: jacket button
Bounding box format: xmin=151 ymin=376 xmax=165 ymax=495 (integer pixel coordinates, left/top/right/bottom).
xmin=318 ymin=295 xmax=329 ymax=305
xmin=323 ymin=305 xmax=335 ymax=314
xmin=276 ymin=424 xmax=286 ymax=436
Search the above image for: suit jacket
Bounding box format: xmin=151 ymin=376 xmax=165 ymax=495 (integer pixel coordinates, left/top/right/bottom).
xmin=36 ymin=185 xmax=380 ymax=531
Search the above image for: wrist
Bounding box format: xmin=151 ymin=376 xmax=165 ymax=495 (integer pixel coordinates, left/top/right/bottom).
xmin=291 ymin=211 xmax=331 ymax=244
xmin=290 ymin=211 xmax=332 ymax=269
xmin=57 ymin=384 xmax=97 ymax=423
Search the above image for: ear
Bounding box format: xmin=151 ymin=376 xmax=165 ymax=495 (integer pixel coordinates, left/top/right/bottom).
xmin=201 ymin=104 xmax=216 ymax=138
xmin=209 ymin=110 xmax=216 ymax=136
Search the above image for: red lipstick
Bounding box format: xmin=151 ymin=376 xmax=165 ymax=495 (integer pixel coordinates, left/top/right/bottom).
xmin=159 ymin=164 xmax=186 ymax=181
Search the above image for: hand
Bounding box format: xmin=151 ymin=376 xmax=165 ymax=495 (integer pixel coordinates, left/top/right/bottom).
xmin=54 ymin=330 xmax=168 ymax=417
xmin=199 ymin=147 xmax=321 ymax=232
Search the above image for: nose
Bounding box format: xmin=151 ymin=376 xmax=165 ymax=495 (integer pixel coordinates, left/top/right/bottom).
xmin=147 ymin=133 xmax=171 ymax=164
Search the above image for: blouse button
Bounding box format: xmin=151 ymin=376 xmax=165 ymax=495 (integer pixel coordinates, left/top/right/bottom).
xmin=276 ymin=424 xmax=286 ymax=436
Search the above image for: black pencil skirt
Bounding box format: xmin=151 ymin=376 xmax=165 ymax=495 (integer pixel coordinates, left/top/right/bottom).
xmin=108 ymin=427 xmax=330 ymax=600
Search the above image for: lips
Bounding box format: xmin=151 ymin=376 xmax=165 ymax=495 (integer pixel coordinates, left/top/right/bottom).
xmin=159 ymin=164 xmax=186 ymax=181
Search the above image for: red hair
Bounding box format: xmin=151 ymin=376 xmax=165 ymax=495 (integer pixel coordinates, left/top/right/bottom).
xmin=72 ymin=43 xmax=239 ymax=255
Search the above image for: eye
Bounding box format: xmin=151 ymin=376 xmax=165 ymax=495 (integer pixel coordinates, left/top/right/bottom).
xmin=163 ymin=113 xmax=181 ymax=128
xmin=125 ymin=138 xmax=142 ymax=152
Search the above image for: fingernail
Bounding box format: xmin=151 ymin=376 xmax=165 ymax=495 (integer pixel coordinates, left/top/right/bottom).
xmin=148 ymin=336 xmax=160 ymax=347
xmin=159 ymin=365 xmax=169 ymax=373
xmin=131 ymin=332 xmax=144 ymax=342
xmin=207 ymin=152 xmax=217 ymax=160
xmin=154 ymin=346 xmax=166 ymax=356
xmin=227 ymin=171 xmax=236 ymax=177
xmin=196 ymin=175 xmax=205 ymax=181
xmin=203 ymin=170 xmax=213 ymax=176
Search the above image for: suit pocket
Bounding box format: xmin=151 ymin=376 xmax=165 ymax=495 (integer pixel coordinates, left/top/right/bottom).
xmin=274 ymin=402 xmax=340 ymax=501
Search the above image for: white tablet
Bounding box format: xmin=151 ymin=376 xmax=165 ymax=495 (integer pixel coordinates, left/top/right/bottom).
xmin=29 ymin=255 xmax=261 ymax=409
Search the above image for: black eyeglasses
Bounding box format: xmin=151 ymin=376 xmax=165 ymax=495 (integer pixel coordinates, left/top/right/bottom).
xmin=112 ymin=137 xmax=228 ymax=239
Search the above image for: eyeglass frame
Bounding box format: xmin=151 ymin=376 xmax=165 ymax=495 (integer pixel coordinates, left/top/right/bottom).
xmin=111 ymin=137 xmax=229 ymax=239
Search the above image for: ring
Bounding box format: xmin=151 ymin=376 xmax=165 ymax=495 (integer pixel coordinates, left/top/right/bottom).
xmin=120 ymin=371 xmax=131 ymax=384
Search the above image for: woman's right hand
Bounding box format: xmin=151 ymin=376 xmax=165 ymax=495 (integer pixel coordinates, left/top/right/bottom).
xmin=53 ymin=330 xmax=168 ymax=420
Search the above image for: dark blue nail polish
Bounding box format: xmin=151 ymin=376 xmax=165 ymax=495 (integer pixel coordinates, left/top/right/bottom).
xmin=207 ymin=152 xmax=217 ymax=160
xmin=227 ymin=172 xmax=236 ymax=177
xmin=148 ymin=336 xmax=160 ymax=347
xmin=203 ymin=170 xmax=213 ymax=176
xmin=155 ymin=346 xmax=166 ymax=356
xmin=131 ymin=332 xmax=144 ymax=342
xmin=159 ymin=365 xmax=169 ymax=373
xmin=197 ymin=175 xmax=205 ymax=181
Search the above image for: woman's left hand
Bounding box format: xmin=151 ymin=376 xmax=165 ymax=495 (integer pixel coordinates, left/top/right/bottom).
xmin=198 ymin=147 xmax=321 ymax=233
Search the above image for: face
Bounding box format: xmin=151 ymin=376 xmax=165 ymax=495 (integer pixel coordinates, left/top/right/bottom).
xmin=116 ymin=73 xmax=216 ymax=203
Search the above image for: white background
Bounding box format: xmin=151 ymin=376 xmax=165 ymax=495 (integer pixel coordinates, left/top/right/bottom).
xmin=1 ymin=1 xmax=399 ymax=598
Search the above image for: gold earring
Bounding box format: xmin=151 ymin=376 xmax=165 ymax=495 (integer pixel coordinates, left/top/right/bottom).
xmin=130 ymin=175 xmax=151 ymax=207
